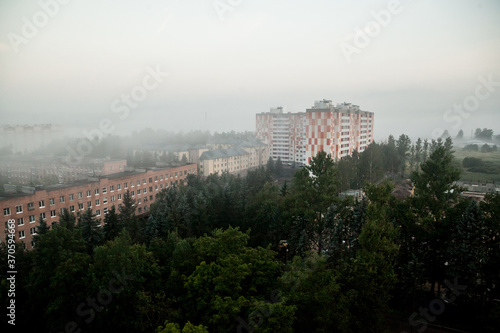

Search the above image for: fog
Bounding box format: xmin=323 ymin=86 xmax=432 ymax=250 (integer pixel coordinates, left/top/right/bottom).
xmin=1 ymin=0 xmax=500 ymax=142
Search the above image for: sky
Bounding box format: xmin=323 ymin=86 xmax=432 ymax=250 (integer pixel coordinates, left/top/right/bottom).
xmin=0 ymin=0 xmax=499 ymax=142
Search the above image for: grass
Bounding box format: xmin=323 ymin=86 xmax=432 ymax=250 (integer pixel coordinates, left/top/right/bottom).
xmin=453 ymin=149 xmax=500 ymax=183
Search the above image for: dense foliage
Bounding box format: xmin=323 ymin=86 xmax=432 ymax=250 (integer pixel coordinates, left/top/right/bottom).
xmin=1 ymin=136 xmax=499 ymax=332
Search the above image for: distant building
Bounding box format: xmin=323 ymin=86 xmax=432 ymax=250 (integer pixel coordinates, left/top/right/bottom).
xmin=0 ymin=124 xmax=64 ymax=154
xmin=134 ymin=138 xmax=268 ymax=177
xmin=256 ymin=100 xmax=374 ymax=164
xmin=199 ymin=140 xmax=268 ymax=176
xmin=456 ymin=181 xmax=500 ymax=202
xmin=1 ymin=164 xmax=196 ymax=250
xmin=0 ymin=156 xmax=127 ymax=185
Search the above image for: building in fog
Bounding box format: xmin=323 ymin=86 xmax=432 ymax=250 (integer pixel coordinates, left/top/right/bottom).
xmin=256 ymin=100 xmax=374 ymax=165
xmin=0 ymin=164 xmax=196 ymax=250
xmin=0 ymin=124 xmax=65 ymax=154
xmin=0 ymin=156 xmax=127 ymax=185
xmin=199 ymin=139 xmax=268 ymax=176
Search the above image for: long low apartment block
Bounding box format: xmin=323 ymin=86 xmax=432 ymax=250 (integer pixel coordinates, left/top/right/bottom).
xmin=1 ymin=164 xmax=196 ymax=249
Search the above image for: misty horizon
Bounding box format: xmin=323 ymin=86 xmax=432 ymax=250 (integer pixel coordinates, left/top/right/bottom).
xmin=1 ymin=0 xmax=499 ymax=145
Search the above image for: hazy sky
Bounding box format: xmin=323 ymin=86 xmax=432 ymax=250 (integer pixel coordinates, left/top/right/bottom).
xmin=1 ymin=0 xmax=499 ymax=142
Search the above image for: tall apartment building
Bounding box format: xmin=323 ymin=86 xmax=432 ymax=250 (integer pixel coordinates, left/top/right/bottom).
xmin=256 ymin=100 xmax=374 ymax=165
xmin=1 ymin=164 xmax=196 ymax=250
xmin=255 ymin=107 xmax=307 ymax=165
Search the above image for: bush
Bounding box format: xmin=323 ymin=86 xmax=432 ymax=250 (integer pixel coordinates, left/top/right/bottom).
xmin=481 ymin=144 xmax=493 ymax=153
xmin=463 ymin=144 xmax=479 ymax=151
xmin=463 ymin=157 xmax=483 ymax=168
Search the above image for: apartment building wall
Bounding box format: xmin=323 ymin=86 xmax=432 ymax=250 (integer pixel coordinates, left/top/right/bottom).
xmin=257 ymin=100 xmax=374 ymax=165
xmin=1 ymin=164 xmax=196 ymax=250
xmin=256 ymin=107 xmax=306 ymax=165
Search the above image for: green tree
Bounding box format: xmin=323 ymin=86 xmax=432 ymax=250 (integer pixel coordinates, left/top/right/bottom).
xmin=58 ymin=208 xmax=76 ymax=230
xmin=36 ymin=213 xmax=50 ymax=236
xmin=156 ymin=321 xmax=208 ymax=333
xmin=448 ymin=200 xmax=488 ymax=290
xmin=183 ymin=227 xmax=292 ymax=332
xmin=359 ymin=142 xmax=384 ymax=184
xmin=77 ymin=208 xmax=103 ymax=252
xmin=275 ymin=156 xmax=284 ymax=177
xmin=396 ymin=134 xmax=411 ymax=177
xmin=266 ymin=157 xmax=275 ymax=176
xmin=26 ymin=224 xmax=90 ymax=331
xmin=103 ymin=205 xmax=122 ymax=242
xmin=411 ymin=146 xmax=461 ymax=220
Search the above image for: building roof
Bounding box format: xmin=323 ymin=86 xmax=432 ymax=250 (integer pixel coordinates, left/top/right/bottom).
xmin=199 ymin=147 xmax=249 ymax=160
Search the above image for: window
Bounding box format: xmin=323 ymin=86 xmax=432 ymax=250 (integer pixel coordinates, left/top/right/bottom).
xmin=87 ymin=190 xmax=91 ymax=197
xmin=69 ymin=194 xmax=74 ymax=201
xmin=160 ymin=175 xmax=163 ymax=180
xmin=3 ymin=208 xmax=11 ymax=216
xmin=138 ymin=207 xmax=142 ymax=213
xmin=111 ymin=195 xmax=115 ymax=202
xmin=149 ymin=186 xmax=153 ymax=192
xmin=87 ymin=201 xmax=92 ymax=208
xmin=70 ymin=205 xmax=75 ymax=212
xmin=155 ymin=185 xmax=158 ymax=191
xmin=95 ymin=199 xmax=100 ymax=206
xmin=117 ymin=184 xmax=121 ymax=190
xmin=49 ymin=198 xmax=55 ymax=205
xmin=78 ymin=203 xmax=84 ymax=210
xmin=138 ymin=198 xmax=141 ymax=204
xmin=155 ymin=176 xmax=158 ymax=182
xmin=102 ymin=187 xmax=107 ymax=194
xmin=124 ymin=182 xmax=128 ymax=189
xmin=149 ymin=195 xmax=153 ymax=201
xmin=40 ymin=212 xmax=46 ymax=220
xmin=39 ymin=200 xmax=45 ymax=208
xmin=19 ymin=230 xmax=25 ymax=239
xmin=60 ymin=208 xmax=65 ymax=214
xmin=184 ymin=170 xmax=187 ymax=175
xmin=29 ymin=215 xmax=36 ymax=223
xmin=143 ymin=179 xmax=146 ymax=184
xmin=16 ymin=205 xmax=23 ymax=214
xmin=79 ymin=192 xmax=83 ymax=199
xmin=28 ymin=202 xmax=34 ymax=211
xmin=17 ymin=218 xmax=24 ymax=226
xmin=59 ymin=196 xmax=65 ymax=203
xmin=144 ymin=206 xmax=148 ymax=212
xmin=30 ymin=227 xmax=37 ymax=236
xmin=50 ymin=210 xmax=56 ymax=217
xmin=95 ymin=189 xmax=99 ymax=195
xmin=103 ymin=197 xmax=108 ymax=204
xmin=110 ymin=185 xmax=114 ymax=192
xmin=95 ymin=209 xmax=101 ymax=216
xmin=137 ymin=180 xmax=140 ymax=186
xmin=160 ymin=184 xmax=163 ymax=189
xmin=103 ymin=207 xmax=108 ymax=214
xmin=175 ymin=172 xmax=178 ymax=177
xmin=149 ymin=177 xmax=153 ymax=183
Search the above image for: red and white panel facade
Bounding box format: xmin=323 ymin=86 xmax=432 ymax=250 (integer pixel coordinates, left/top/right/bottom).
xmin=256 ymin=100 xmax=374 ymax=165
